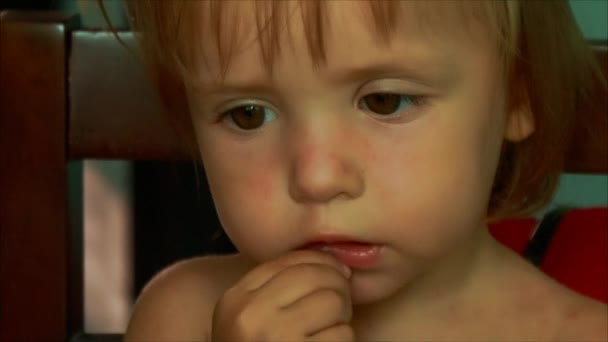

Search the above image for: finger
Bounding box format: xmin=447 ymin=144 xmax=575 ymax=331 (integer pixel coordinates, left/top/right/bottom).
xmin=256 ymin=263 xmax=350 ymax=308
xmin=307 ymin=324 xmax=355 ymax=342
xmin=237 ymin=250 xmax=351 ymax=292
xmin=281 ymin=288 xmax=353 ymax=337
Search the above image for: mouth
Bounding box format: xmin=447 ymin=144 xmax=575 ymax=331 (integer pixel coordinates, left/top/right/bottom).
xmin=300 ymin=235 xmax=383 ymax=269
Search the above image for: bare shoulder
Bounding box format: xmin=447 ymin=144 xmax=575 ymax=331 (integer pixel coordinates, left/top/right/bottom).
xmin=500 ymin=251 xmax=607 ymax=341
xmin=555 ymin=293 xmax=608 ymax=341
xmin=539 ymin=273 xmax=608 ymax=341
xmin=124 ymin=253 xmax=252 ymax=342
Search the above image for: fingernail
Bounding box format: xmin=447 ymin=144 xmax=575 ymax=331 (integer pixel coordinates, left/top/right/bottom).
xmin=341 ymin=264 xmax=352 ymax=278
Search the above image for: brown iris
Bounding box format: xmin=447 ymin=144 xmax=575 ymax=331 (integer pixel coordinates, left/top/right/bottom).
xmin=228 ymin=105 xmax=265 ymax=130
xmin=361 ymin=93 xmax=402 ymax=115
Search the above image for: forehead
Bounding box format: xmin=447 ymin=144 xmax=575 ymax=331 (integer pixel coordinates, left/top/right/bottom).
xmin=182 ymin=1 xmax=504 ymax=85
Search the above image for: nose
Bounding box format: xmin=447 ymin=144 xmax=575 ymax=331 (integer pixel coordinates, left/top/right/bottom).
xmin=287 ymin=121 xmax=365 ymax=204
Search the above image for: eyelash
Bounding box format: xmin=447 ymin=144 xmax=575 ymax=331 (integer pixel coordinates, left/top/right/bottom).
xmin=217 ymin=92 xmax=426 ymax=131
xmin=357 ymin=93 xmax=424 ymax=119
xmin=217 ymin=103 xmax=279 ymax=132
xmin=219 ymin=103 xmax=278 ymax=132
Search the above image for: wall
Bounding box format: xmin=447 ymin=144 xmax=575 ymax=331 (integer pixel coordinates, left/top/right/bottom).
xmin=544 ymin=0 xmax=608 ymax=216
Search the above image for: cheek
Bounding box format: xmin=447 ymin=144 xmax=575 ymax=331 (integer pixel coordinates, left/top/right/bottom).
xmin=200 ymin=141 xmax=289 ymax=260
xmin=366 ymin=107 xmax=501 ymax=258
xmin=247 ymin=170 xmax=274 ymax=202
xmin=360 ymin=134 xmax=378 ymax=163
xmin=198 ymin=132 xmax=276 ymax=208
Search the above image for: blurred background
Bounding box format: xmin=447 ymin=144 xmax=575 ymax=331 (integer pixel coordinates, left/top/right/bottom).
xmin=1 ymin=0 xmax=606 ymax=334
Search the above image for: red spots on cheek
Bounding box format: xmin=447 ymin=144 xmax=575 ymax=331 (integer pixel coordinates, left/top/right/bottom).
xmin=248 ymin=170 xmax=273 ymax=201
xmin=367 ymin=147 xmax=378 ymax=163
xmin=359 ymin=135 xmax=378 ymax=163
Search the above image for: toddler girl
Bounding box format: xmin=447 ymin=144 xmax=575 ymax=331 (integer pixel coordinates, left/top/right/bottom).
xmin=123 ymin=1 xmax=607 ymax=340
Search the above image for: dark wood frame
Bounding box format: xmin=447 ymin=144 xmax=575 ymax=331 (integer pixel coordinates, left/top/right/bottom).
xmin=0 ymin=10 xmax=606 ymax=342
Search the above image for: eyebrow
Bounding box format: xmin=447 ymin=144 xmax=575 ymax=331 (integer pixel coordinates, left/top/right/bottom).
xmin=198 ymin=61 xmax=453 ymax=96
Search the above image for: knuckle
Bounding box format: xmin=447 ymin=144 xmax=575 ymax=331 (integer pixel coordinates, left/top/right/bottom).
xmin=221 ymin=285 xmax=239 ymax=302
xmin=232 ymin=304 xmax=262 ymax=339
xmin=216 ymin=286 xmax=248 ymax=316
xmin=214 ymin=289 xmax=266 ymax=340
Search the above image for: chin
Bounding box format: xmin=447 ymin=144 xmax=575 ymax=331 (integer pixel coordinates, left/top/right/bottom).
xmin=350 ymin=270 xmax=409 ymax=305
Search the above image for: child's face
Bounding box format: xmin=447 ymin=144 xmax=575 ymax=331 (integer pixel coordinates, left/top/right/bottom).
xmin=188 ymin=2 xmax=526 ymax=304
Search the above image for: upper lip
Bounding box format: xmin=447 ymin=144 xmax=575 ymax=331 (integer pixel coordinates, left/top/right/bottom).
xmin=298 ymin=233 xmax=374 ymax=249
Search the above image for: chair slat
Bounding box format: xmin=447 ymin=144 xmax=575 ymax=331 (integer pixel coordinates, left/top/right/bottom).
xmin=69 ymin=31 xmax=189 ymax=160
xmin=0 ymin=11 xmax=81 ymax=342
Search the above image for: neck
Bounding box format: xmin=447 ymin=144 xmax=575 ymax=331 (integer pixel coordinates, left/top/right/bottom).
xmin=351 ymin=226 xmax=515 ymax=339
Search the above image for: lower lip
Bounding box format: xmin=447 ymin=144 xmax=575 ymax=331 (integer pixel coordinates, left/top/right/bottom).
xmin=307 ymin=242 xmax=382 ymax=269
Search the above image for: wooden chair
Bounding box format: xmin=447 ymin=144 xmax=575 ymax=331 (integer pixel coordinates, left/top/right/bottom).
xmin=0 ymin=11 xmax=185 ymax=342
xmin=0 ymin=11 xmax=606 ymax=342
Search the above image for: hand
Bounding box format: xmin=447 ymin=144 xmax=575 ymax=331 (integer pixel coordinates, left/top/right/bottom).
xmin=212 ymin=250 xmax=354 ymax=341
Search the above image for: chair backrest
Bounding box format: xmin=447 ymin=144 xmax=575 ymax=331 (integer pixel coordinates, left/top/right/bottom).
xmin=0 ymin=10 xmax=607 ymax=342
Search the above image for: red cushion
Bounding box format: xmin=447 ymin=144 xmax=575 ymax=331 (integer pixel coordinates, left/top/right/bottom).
xmin=489 ymin=208 xmax=608 ymax=303
xmin=540 ymin=207 xmax=608 ymax=303
xmin=489 ymin=217 xmax=537 ymax=254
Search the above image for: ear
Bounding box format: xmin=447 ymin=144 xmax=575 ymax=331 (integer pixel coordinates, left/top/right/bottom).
xmin=504 ymin=82 xmax=535 ymax=142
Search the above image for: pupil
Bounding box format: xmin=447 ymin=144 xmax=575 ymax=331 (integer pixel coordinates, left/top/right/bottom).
xmin=244 ymin=105 xmax=257 ymax=116
xmin=233 ymin=105 xmax=264 ymax=129
xmin=366 ymin=93 xmax=400 ymax=115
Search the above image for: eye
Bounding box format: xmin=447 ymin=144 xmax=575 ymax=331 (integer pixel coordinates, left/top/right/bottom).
xmin=222 ymin=104 xmax=277 ymax=130
xmin=358 ymin=93 xmax=420 ymax=117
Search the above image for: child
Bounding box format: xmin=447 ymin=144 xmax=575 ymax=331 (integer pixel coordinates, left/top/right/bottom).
xmin=123 ymin=1 xmax=607 ymax=340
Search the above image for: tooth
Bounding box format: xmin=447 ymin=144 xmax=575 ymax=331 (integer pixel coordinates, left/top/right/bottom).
xmin=319 ymin=245 xmax=332 ymax=253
